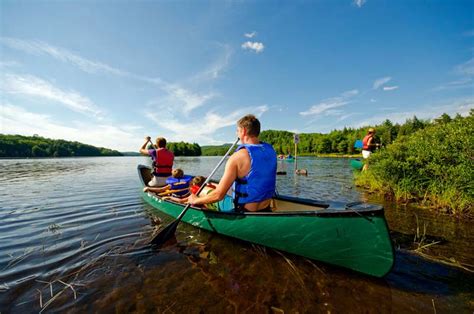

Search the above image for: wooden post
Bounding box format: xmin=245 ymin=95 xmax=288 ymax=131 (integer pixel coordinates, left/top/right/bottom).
xmin=294 ymin=142 xmax=298 ymax=172
xmin=293 ymin=134 xmax=299 ymax=173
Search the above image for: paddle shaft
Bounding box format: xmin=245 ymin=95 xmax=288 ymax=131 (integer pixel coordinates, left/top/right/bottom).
xmin=150 ymin=138 xmax=240 ymax=245
xmin=147 ymin=139 xmax=155 ymax=149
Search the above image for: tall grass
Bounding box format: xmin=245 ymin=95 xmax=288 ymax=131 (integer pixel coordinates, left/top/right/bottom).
xmin=355 ymin=111 xmax=473 ymax=217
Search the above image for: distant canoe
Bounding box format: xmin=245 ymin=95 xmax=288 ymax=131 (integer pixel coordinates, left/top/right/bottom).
xmin=138 ymin=165 xmax=394 ymax=277
xmin=350 ymin=158 xmax=364 ymax=170
xmin=277 ymin=156 xmax=295 ymax=162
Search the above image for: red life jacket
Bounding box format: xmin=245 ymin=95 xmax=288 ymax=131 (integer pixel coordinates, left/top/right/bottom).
xmin=153 ymin=148 xmax=174 ymax=177
xmin=362 ymin=134 xmax=374 ymax=151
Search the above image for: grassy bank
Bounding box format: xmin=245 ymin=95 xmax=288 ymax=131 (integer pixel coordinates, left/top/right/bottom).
xmin=355 ymin=111 xmax=473 ymax=217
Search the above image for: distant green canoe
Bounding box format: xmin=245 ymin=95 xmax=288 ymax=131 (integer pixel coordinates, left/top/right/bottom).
xmin=350 ymin=158 xmax=364 ymax=170
xmin=277 ymin=156 xmax=294 ymax=162
xmin=138 ymin=165 xmax=394 ymax=277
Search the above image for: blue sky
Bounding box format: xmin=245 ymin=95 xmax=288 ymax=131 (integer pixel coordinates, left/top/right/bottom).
xmin=1 ymin=0 xmax=473 ymax=151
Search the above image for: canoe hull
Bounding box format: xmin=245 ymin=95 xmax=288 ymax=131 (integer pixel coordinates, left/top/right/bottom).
xmin=141 ymin=190 xmax=394 ymax=278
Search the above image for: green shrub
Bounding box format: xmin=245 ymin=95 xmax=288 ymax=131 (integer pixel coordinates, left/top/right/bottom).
xmin=356 ymin=111 xmax=473 ymax=216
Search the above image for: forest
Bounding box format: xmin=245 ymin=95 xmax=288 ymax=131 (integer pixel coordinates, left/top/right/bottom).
xmin=0 ymin=135 xmax=122 ymax=157
xmin=199 ymin=114 xmax=456 ymax=156
xmin=258 ymin=115 xmax=451 ymax=155
xmin=165 ymin=141 xmax=202 ymax=156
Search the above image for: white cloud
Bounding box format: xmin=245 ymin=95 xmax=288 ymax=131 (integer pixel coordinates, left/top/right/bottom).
xmin=354 ymin=0 xmax=367 ymax=8
xmin=338 ymin=113 xmax=357 ymax=121
xmin=455 ymin=57 xmax=474 ymax=76
xmin=355 ymin=97 xmax=474 ymax=127
xmin=0 ymin=103 xmax=141 ymax=151
xmin=161 ymin=84 xmax=216 ymax=115
xmin=0 ymin=37 xmax=217 ymax=115
xmin=0 ymin=60 xmax=20 ymax=68
xmin=189 ymin=44 xmax=232 ymax=81
xmin=241 ymin=41 xmax=265 ymax=53
xmin=1 ymin=73 xmax=102 ymax=117
xmin=300 ymin=89 xmax=359 ymax=116
xmin=383 ymin=85 xmax=399 ymax=91
xmin=433 ymin=58 xmax=474 ymax=92
xmin=433 ymin=77 xmax=473 ymax=92
xmin=244 ymin=31 xmax=257 ymax=38
xmin=145 ymin=105 xmax=269 ymax=144
xmin=0 ymin=37 xmax=126 ymax=76
xmin=373 ymin=76 xmax=392 ymax=89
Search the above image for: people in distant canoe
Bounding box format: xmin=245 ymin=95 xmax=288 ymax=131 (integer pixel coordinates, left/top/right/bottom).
xmin=140 ymin=136 xmax=174 ymax=186
xmin=164 ymin=176 xmax=233 ymax=212
xmin=187 ymin=114 xmax=277 ymax=212
xmin=143 ymin=168 xmax=192 ymax=197
xmin=361 ymin=128 xmax=380 ymax=171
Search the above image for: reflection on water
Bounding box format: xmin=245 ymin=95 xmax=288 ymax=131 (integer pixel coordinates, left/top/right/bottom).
xmin=0 ymin=157 xmax=473 ymax=313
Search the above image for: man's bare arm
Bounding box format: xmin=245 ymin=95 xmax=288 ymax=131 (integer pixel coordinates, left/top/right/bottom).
xmin=140 ymin=136 xmax=152 ymax=155
xmin=188 ymin=152 xmax=240 ymax=205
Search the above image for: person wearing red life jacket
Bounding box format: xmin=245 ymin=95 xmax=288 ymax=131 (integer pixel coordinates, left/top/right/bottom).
xmin=139 ymin=136 xmax=174 ymax=187
xmin=361 ymin=128 xmax=380 ymax=171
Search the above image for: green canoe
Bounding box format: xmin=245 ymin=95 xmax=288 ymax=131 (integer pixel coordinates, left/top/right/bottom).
xmin=277 ymin=157 xmax=295 ymax=162
xmin=350 ymin=158 xmax=364 ymax=170
xmin=138 ymin=165 xmax=394 ymax=277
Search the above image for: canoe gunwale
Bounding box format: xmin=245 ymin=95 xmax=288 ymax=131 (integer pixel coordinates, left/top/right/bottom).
xmin=143 ymin=191 xmax=385 ymax=218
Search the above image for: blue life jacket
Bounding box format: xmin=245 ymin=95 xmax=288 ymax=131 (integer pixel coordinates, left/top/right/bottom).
xmin=233 ymin=142 xmax=277 ymax=206
xmin=166 ymin=175 xmax=193 ymax=197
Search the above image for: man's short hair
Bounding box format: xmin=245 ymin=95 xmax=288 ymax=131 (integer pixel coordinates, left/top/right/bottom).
xmin=156 ymin=137 xmax=167 ymax=148
xmin=237 ymin=114 xmax=261 ymax=137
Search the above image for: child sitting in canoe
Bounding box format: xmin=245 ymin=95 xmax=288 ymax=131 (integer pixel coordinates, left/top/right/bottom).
xmin=163 ymin=176 xmax=234 ymax=212
xmin=143 ymin=168 xmax=192 ymax=198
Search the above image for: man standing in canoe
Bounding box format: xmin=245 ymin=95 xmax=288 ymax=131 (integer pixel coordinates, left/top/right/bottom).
xmin=139 ymin=136 xmax=174 ymax=187
xmin=361 ymin=128 xmax=380 ymax=171
xmin=187 ymin=114 xmax=277 ymax=212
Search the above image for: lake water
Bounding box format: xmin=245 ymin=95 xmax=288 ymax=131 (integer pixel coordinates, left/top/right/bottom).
xmin=1 ymin=156 xmax=473 ymax=313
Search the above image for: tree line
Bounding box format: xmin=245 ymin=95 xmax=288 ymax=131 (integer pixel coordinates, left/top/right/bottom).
xmin=259 ymin=114 xmax=458 ymax=155
xmin=0 ymin=134 xmax=122 ymax=157
xmin=166 ymin=141 xmax=201 ymax=156
xmin=1 ymin=112 xmax=464 ymax=158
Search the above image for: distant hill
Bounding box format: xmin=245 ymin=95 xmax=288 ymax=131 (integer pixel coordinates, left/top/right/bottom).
xmin=0 ymin=134 xmax=122 ymax=157
xmin=121 ymin=151 xmax=141 ymax=156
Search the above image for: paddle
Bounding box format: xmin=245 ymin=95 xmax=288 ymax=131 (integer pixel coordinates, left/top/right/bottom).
xmin=150 ymin=138 xmax=240 ymax=246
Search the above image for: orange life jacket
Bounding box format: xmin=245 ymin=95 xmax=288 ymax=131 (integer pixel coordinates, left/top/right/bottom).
xmin=362 ymin=134 xmax=374 ymax=151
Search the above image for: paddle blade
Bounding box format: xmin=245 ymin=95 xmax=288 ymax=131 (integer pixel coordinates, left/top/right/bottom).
xmin=276 ymin=171 xmax=287 ymax=175
xmin=150 ymin=220 xmax=179 ymax=246
xmin=354 ymin=140 xmax=363 ymax=149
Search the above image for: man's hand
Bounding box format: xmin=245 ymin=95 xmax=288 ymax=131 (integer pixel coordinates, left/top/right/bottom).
xmin=187 ymin=193 xmax=198 ymax=205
